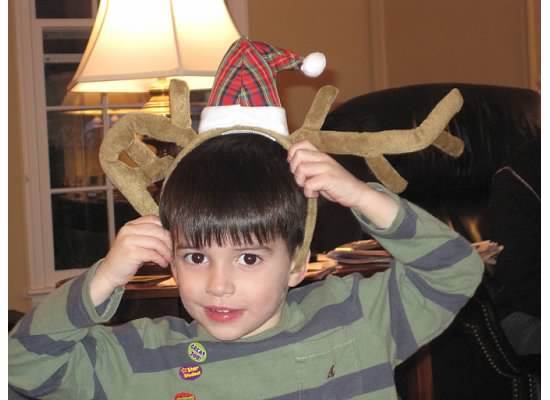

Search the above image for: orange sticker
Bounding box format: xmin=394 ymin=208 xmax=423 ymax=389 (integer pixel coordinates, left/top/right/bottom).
xmin=179 ymin=364 xmax=203 ymax=381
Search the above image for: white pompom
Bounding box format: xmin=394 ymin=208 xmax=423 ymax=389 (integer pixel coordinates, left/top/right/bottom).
xmin=301 ymin=52 xmax=326 ymax=78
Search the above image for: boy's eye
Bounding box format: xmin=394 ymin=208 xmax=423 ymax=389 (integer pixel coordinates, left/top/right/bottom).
xmin=238 ymin=253 xmax=261 ymax=266
xmin=184 ymin=252 xmax=207 ymax=265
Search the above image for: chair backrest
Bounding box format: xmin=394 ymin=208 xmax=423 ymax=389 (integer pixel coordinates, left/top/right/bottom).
xmin=312 ymin=83 xmax=540 ymax=251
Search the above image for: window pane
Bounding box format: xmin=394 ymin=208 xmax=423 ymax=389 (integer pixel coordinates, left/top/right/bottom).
xmin=113 ymin=183 xmax=162 ymax=232
xmin=43 ymin=28 xmax=90 ymax=54
xmin=36 ymin=0 xmax=93 ymax=18
xmin=44 ymin=63 xmax=86 ymax=106
xmin=48 ymin=111 xmax=105 ymax=188
xmin=114 ymin=190 xmax=140 ymax=232
xmin=52 ymin=191 xmax=108 ymax=270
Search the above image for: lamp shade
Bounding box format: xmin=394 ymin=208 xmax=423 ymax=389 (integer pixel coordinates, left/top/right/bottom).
xmin=68 ymin=0 xmax=241 ymax=92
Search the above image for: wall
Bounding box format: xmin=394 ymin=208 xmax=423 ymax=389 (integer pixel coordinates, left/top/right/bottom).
xmin=8 ymin=0 xmax=32 ymax=312
xmin=383 ymin=0 xmax=532 ymax=88
xmin=248 ymin=0 xmax=538 ymax=130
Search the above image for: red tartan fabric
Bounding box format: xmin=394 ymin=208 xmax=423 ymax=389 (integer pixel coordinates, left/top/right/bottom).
xmin=208 ymin=39 xmax=304 ymax=107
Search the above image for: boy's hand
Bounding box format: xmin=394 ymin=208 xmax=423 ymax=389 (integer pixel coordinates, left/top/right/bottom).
xmin=288 ymin=140 xmax=369 ymax=209
xmin=288 ymin=140 xmax=399 ymax=229
xmin=90 ymin=215 xmax=172 ymax=306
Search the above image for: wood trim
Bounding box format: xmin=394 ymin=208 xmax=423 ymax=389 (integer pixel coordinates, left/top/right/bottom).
xmin=13 ymin=0 xmax=48 ymax=292
xmin=525 ymin=0 xmax=540 ymax=91
xmin=367 ymin=0 xmax=388 ymax=91
xmin=407 ymin=346 xmax=434 ymax=400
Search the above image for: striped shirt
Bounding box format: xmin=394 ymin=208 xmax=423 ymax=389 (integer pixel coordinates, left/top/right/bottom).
xmin=9 ymin=187 xmax=484 ymax=399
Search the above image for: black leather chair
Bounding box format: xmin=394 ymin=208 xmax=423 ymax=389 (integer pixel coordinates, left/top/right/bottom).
xmin=314 ymin=83 xmax=540 ymax=400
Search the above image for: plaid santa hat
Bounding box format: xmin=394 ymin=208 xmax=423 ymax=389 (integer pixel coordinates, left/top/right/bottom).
xmin=198 ymin=38 xmax=326 ymax=135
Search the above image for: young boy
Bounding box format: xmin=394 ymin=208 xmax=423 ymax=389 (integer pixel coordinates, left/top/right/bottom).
xmin=9 ymin=133 xmax=483 ymax=399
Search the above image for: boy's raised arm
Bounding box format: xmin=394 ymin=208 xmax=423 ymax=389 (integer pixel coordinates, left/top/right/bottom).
xmin=9 ymin=215 xmax=172 ymax=398
xmin=90 ymin=215 xmax=172 ymax=305
xmin=288 ymin=140 xmax=399 ymax=229
xmin=288 ymin=140 xmax=484 ymax=365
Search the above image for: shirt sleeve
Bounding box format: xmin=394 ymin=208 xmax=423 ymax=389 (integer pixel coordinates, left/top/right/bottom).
xmin=8 ymin=261 xmax=126 ymax=399
xmin=352 ymin=183 xmax=484 ymax=366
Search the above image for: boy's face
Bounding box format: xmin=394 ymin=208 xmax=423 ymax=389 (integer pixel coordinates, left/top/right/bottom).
xmin=171 ymin=236 xmax=306 ymax=341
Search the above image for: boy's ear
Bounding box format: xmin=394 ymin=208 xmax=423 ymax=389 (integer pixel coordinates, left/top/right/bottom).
xmin=288 ymin=250 xmax=310 ymax=288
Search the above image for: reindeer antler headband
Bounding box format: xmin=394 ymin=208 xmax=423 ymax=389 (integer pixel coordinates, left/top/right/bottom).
xmin=100 ymin=39 xmax=464 ymax=266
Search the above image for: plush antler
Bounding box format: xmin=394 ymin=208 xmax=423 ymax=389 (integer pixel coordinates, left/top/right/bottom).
xmin=100 ymin=79 xmax=465 ymax=272
xmin=290 ymin=86 xmax=464 ymax=192
xmin=99 ymin=79 xmax=199 ymax=215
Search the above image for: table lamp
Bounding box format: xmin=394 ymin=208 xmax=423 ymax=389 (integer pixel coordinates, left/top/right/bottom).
xmin=68 ymin=0 xmax=241 ymax=95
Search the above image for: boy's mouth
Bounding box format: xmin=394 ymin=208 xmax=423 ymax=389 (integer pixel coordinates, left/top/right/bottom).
xmin=204 ymin=306 xmax=244 ymax=323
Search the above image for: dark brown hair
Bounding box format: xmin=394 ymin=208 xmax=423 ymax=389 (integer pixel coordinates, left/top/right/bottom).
xmin=159 ymin=133 xmax=307 ymax=255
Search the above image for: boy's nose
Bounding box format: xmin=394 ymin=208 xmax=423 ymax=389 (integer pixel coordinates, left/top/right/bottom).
xmin=205 ymin=264 xmax=236 ymax=297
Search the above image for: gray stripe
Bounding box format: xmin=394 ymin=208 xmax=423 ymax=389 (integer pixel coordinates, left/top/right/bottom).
xmin=287 ymin=279 xmax=325 ymax=304
xmin=391 ymin=201 xmax=418 ymax=239
xmin=12 ymin=308 xmax=76 ymax=357
xmin=15 ymin=334 xmax=76 ymax=357
xmin=9 ymin=364 xmax=67 ymax=398
xmin=409 ymin=236 xmax=473 ymax=271
xmin=389 ymin=263 xmax=418 ymax=361
xmin=268 ymin=362 xmax=394 ymax=400
xmin=113 ymin=275 xmax=364 ymax=373
xmin=11 ymin=307 xmax=35 ymax=337
xmin=167 ymin=316 xmax=198 ymax=338
xmin=93 ymin=373 xmax=108 ymax=400
xmin=405 ymin=268 xmax=470 ymax=313
xmin=81 ymin=335 xmax=97 ymax=367
xmin=82 ymin=335 xmax=108 ymax=400
xmin=95 ymin=298 xmax=110 ymax=315
xmin=112 ymin=322 xmax=179 ymax=373
xmin=67 ymin=273 xmax=95 ymax=327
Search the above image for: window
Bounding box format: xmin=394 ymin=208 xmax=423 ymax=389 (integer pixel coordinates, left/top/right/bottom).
xmin=15 ymin=0 xmax=150 ymax=296
xmin=14 ymin=0 xmax=248 ymax=301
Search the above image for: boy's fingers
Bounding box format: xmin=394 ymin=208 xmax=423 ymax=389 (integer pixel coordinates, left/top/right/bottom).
xmin=302 ymin=176 xmax=338 ymax=202
xmin=127 ymin=235 xmax=173 ymax=263
xmin=136 ymin=248 xmax=171 ymax=268
xmin=302 ymin=174 xmax=326 ymax=197
xmin=288 ymin=149 xmax=331 ymax=174
xmin=303 ymin=185 xmax=320 ymax=198
xmin=126 ymin=215 xmax=163 ymax=226
xmin=287 ymin=140 xmax=317 ymax=161
xmin=293 ymin=161 xmax=331 ymax=186
xmin=120 ymin=223 xmax=172 ymax=249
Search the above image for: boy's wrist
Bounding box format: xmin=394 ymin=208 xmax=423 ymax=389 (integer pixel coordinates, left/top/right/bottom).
xmin=352 ymin=183 xmax=400 ymax=230
xmin=90 ymin=262 xmax=124 ymax=306
xmin=353 ymin=183 xmax=377 ymax=210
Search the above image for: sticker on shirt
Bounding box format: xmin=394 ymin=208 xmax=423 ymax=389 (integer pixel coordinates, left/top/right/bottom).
xmin=179 ymin=364 xmax=203 ymax=381
xmin=174 ymin=392 xmax=196 ymax=400
xmin=187 ymin=341 xmax=207 ymax=363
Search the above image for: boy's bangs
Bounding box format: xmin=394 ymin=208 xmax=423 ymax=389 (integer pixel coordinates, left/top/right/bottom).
xmin=171 ymin=193 xmax=295 ymax=249
xmin=160 ymin=133 xmax=306 ymax=253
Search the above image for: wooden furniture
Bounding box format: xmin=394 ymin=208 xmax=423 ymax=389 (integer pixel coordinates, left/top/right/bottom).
xmin=110 ymin=278 xmax=183 ymax=324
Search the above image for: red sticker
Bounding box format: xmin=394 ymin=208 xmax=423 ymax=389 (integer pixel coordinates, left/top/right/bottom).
xmin=174 ymin=392 xmax=196 ymax=400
